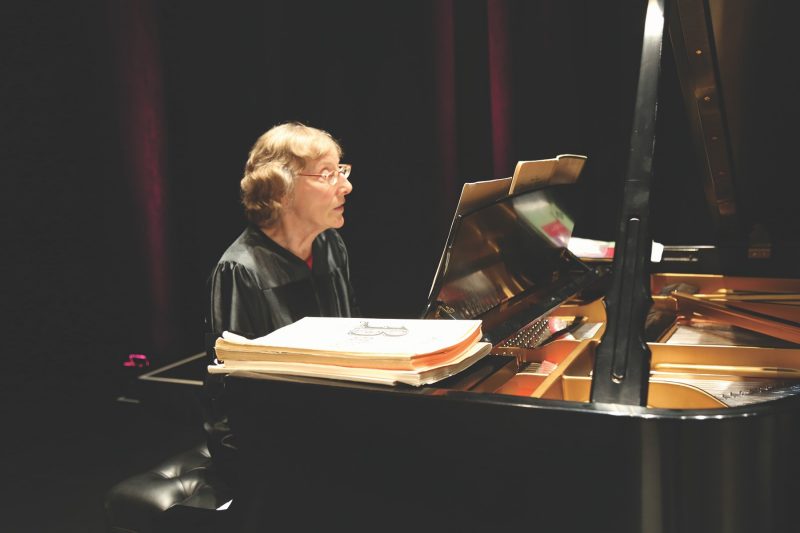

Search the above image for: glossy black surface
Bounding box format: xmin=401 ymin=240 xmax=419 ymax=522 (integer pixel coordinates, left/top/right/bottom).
xmin=423 ymin=184 xmax=599 ymax=345
xmin=225 ymin=372 xmax=800 ymax=532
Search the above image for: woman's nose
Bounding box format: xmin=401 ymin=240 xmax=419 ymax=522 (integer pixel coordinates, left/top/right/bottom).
xmin=341 ymin=176 xmax=353 ymax=195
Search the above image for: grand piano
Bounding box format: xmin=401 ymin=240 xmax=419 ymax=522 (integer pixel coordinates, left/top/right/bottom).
xmin=223 ymin=1 xmax=800 ymax=531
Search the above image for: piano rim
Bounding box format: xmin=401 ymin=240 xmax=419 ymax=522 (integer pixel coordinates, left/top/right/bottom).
xmin=227 ymin=369 xmax=800 ymax=421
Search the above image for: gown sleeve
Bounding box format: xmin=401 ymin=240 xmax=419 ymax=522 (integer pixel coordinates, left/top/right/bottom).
xmin=208 ymin=261 xmax=271 ymax=338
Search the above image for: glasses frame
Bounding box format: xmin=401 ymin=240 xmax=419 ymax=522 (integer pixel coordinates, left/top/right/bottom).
xmin=298 ymin=164 xmax=352 ymax=186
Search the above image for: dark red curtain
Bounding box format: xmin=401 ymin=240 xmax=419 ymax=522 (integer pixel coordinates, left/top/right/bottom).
xmin=434 ymin=0 xmax=459 ymax=208
xmin=487 ymin=0 xmax=513 ymax=179
xmin=114 ymin=0 xmax=171 ymax=353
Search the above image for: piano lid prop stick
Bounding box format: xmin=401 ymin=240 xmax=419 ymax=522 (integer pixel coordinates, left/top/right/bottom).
xmin=590 ymin=0 xmax=667 ymax=406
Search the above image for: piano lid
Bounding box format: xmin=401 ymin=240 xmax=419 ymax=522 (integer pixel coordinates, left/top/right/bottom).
xmin=424 ymin=155 xmax=599 ymax=345
xmin=652 ymin=0 xmax=800 ymax=250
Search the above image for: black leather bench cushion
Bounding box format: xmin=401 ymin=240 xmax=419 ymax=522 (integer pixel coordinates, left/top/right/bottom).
xmin=105 ymin=443 xmax=230 ymax=533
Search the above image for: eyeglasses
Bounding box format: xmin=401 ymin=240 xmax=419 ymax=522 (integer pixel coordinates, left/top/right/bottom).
xmin=298 ymin=164 xmax=352 ymax=186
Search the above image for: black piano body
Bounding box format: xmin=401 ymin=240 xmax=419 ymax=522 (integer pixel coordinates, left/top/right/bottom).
xmin=222 ymin=1 xmax=800 ymax=531
xmin=225 ymin=200 xmax=800 ymax=532
xmin=228 ymin=360 xmax=800 ymax=532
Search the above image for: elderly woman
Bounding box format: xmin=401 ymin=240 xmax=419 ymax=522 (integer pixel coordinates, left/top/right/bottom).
xmin=205 ymin=123 xmax=358 ymax=486
xmin=209 ymin=122 xmax=358 ymax=340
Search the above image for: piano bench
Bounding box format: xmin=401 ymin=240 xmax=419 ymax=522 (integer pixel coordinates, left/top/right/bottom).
xmin=104 ymin=443 xmax=231 ymax=533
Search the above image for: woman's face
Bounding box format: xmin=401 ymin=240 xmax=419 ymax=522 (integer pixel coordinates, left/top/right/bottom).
xmin=287 ymin=151 xmax=353 ymax=234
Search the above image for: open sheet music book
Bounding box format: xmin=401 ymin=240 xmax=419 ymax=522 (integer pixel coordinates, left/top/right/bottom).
xmin=208 ymin=317 xmax=491 ymax=386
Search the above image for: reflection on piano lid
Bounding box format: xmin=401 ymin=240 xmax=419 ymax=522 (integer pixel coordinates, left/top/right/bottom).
xmin=425 ymin=182 xmax=601 ymax=344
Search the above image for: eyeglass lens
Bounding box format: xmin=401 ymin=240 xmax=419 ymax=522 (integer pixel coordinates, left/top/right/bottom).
xmin=324 ymin=165 xmax=350 ymax=185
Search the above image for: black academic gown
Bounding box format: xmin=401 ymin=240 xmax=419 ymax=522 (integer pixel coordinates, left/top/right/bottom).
xmin=205 ymin=225 xmax=359 ymax=487
xmin=209 ymin=225 xmax=359 ymax=339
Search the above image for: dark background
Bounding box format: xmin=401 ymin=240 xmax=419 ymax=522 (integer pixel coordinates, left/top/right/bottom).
xmin=2 ymin=1 xmax=797 ymax=531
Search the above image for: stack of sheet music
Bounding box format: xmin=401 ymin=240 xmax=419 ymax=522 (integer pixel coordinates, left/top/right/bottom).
xmin=208 ymin=317 xmax=491 ymax=386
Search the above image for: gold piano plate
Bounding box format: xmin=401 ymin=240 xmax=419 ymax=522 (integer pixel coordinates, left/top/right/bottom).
xmin=488 ymin=273 xmax=800 ymax=410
